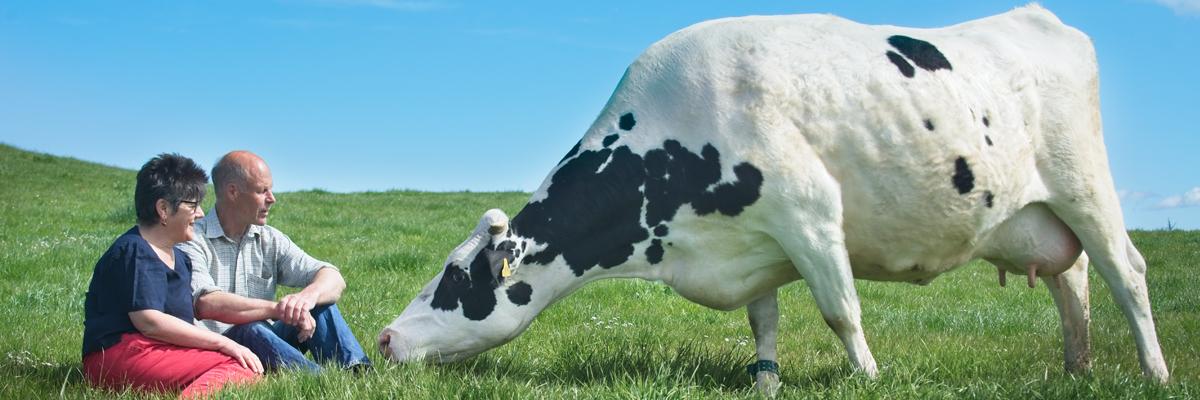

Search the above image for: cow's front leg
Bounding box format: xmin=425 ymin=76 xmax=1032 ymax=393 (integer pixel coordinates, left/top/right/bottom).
xmin=1043 ymin=253 xmax=1092 ymax=374
xmin=777 ymin=225 xmax=878 ymax=377
xmin=747 ymin=289 xmax=782 ymax=396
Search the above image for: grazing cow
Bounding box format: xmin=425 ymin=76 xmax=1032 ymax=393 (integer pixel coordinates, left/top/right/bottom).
xmin=380 ymin=5 xmax=1169 ymax=393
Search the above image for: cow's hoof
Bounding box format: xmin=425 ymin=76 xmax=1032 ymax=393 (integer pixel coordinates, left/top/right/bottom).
xmin=754 ymin=371 xmax=781 ymax=397
xmin=856 ymin=358 xmax=879 ymax=379
xmin=1144 ymin=363 xmax=1170 ymax=384
xmin=747 ymin=360 xmax=781 ymax=397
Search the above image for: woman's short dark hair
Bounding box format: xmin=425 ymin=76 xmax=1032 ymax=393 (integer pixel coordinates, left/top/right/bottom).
xmin=134 ymin=153 xmax=208 ymax=226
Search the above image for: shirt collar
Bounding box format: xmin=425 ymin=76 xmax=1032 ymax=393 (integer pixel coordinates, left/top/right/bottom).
xmin=202 ymin=208 xmax=261 ymax=240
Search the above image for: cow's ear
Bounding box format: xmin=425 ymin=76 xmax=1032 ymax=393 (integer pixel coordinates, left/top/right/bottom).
xmin=486 ymin=250 xmax=516 ymax=281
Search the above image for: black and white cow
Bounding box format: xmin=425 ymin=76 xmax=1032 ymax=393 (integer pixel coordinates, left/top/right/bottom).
xmin=380 ymin=5 xmax=1169 ymax=393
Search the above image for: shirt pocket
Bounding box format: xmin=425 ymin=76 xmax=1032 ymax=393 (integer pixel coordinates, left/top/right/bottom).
xmin=246 ymin=273 xmax=275 ymax=300
xmin=245 ymin=243 xmax=273 ymax=281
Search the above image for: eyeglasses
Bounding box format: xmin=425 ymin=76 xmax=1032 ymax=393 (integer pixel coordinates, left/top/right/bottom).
xmin=178 ymin=200 xmax=202 ymax=213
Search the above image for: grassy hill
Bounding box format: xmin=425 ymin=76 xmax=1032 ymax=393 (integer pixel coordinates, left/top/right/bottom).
xmin=0 ymin=143 xmax=1195 ymax=399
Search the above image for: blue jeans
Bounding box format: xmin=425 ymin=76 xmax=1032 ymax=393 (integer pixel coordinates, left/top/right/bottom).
xmin=223 ymin=304 xmax=370 ymax=373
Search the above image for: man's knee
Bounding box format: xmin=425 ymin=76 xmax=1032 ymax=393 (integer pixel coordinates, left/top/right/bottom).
xmin=310 ymin=303 xmax=338 ymax=317
xmin=226 ymin=321 xmax=290 ymax=352
xmin=227 ymin=321 xmax=276 ymax=339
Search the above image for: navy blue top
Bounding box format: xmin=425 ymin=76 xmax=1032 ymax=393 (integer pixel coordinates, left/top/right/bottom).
xmin=82 ymin=226 xmax=195 ymax=356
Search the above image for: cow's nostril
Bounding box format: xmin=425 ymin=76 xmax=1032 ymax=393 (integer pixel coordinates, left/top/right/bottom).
xmin=378 ymin=331 xmax=393 ymax=358
xmin=378 ymin=331 xmax=391 ymax=346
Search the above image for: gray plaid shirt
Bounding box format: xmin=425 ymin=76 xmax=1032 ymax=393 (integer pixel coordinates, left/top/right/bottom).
xmin=179 ymin=209 xmax=336 ymax=333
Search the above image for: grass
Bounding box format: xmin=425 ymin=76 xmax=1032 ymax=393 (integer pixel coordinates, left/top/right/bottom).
xmin=0 ymin=143 xmax=1195 ymax=399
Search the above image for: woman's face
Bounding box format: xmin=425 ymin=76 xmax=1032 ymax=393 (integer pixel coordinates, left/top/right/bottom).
xmin=165 ymin=199 xmax=205 ymax=243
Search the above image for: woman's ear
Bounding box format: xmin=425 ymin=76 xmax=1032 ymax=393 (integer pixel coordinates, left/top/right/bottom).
xmin=156 ymin=198 xmax=170 ymax=222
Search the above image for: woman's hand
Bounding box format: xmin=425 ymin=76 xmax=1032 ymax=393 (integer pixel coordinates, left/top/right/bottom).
xmin=219 ymin=339 xmax=265 ymax=374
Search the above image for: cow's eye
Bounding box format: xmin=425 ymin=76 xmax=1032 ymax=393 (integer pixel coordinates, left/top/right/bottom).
xmin=451 ymin=269 xmax=465 ymax=282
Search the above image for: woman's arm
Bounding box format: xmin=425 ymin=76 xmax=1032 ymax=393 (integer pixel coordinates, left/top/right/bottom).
xmin=129 ymin=309 xmax=264 ymax=374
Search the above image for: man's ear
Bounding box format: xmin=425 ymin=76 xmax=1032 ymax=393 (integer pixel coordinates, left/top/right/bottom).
xmin=224 ymin=182 xmax=239 ymax=200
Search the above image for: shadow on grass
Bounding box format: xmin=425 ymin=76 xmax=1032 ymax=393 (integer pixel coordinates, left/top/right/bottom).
xmin=435 ymin=340 xmax=756 ymax=392
xmin=785 ymin=363 xmax=856 ymax=390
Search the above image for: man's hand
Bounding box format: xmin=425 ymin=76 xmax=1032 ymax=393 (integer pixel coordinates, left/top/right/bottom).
xmin=296 ymin=312 xmax=316 ymax=343
xmin=275 ymin=292 xmax=318 ymax=327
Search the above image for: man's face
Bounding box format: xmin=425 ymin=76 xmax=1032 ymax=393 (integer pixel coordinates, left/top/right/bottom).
xmin=235 ymin=162 xmax=275 ymax=226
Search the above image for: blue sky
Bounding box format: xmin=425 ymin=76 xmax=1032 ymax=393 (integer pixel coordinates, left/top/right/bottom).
xmin=1 ymin=0 xmax=1196 ymax=230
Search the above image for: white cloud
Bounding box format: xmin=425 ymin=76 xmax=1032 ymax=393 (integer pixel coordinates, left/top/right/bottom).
xmin=1151 ymin=0 xmax=1200 ymax=16
xmin=1154 ymin=187 xmax=1200 ymax=209
xmin=1119 ymin=189 xmax=1155 ymax=203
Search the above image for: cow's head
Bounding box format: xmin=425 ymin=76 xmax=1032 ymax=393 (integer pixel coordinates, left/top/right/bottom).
xmin=379 ymin=209 xmax=547 ymax=362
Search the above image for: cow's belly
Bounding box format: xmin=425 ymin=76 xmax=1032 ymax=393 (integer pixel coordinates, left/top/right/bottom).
xmin=819 ymin=116 xmax=1044 ymax=282
xmin=783 ymin=34 xmax=1045 ymax=282
xmin=654 ymin=218 xmax=800 ymax=311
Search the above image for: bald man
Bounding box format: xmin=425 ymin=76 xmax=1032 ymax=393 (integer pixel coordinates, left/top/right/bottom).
xmin=179 ymin=151 xmax=370 ymax=373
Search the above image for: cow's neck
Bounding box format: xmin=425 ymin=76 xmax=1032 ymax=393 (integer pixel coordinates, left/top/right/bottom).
xmin=507 ymin=229 xmax=653 ymax=308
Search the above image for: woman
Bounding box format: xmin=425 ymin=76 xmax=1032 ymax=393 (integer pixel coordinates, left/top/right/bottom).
xmin=82 ymin=153 xmax=263 ymax=399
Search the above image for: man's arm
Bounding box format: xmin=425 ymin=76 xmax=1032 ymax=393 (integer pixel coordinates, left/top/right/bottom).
xmin=193 ymin=291 xmax=279 ymax=324
xmin=276 ymin=267 xmax=345 ymax=326
xmin=194 ymin=290 xmax=317 ymax=342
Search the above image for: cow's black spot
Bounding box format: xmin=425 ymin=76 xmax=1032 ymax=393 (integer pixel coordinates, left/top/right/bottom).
xmin=924 ymin=119 xmax=934 ymax=131
xmin=513 ymin=139 xmax=763 ymax=276
xmin=643 ymin=141 xmax=721 ymax=226
xmin=653 ymin=225 xmax=669 ymax=237
xmin=560 ymin=140 xmax=583 ymax=163
xmin=984 ymin=191 xmax=995 ymax=208
xmin=985 ymin=136 xmax=993 ymax=146
xmin=690 ymin=163 xmax=763 ymax=217
xmin=506 ymin=282 xmax=532 ymax=306
xmin=603 ymin=134 xmax=619 ymax=148
xmin=430 ymin=250 xmax=500 ymax=320
xmin=429 ymin=264 xmax=464 ymax=311
xmin=888 ymin=35 xmax=952 ymax=72
xmin=515 ymin=146 xmax=649 ymax=275
xmin=886 ymin=51 xmax=915 ymax=78
xmin=619 ymin=113 xmax=636 ymax=131
xmin=952 ymin=157 xmax=975 ymax=195
xmin=982 ymin=116 xmax=990 ymax=127
xmin=646 ymin=239 xmax=664 ymax=264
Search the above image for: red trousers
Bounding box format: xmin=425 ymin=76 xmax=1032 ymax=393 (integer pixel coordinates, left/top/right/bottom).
xmin=83 ymin=333 xmax=260 ymax=399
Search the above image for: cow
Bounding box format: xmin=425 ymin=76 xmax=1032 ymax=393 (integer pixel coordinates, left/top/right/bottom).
xmin=379 ymin=4 xmax=1169 ymax=394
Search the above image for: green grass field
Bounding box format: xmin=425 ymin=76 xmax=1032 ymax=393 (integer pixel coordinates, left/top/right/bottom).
xmin=1 ymin=143 xmax=1195 ymax=399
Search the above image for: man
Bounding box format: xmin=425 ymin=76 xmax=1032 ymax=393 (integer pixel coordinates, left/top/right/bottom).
xmin=180 ymin=150 xmax=370 ymax=372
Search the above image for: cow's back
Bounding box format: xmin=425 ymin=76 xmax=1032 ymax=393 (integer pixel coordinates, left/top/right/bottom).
xmin=582 ymin=5 xmax=1100 ymax=282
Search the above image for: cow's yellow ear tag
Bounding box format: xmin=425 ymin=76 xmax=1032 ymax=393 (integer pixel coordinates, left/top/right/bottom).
xmin=501 ymin=258 xmax=512 ymax=278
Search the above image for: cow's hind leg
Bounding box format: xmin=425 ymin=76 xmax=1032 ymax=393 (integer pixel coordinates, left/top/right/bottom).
xmin=1043 ymin=253 xmax=1092 ymax=373
xmin=747 ymin=289 xmax=782 ymax=396
xmin=1050 ymin=202 xmax=1168 ymax=382
xmin=774 ymin=223 xmax=878 ymax=377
